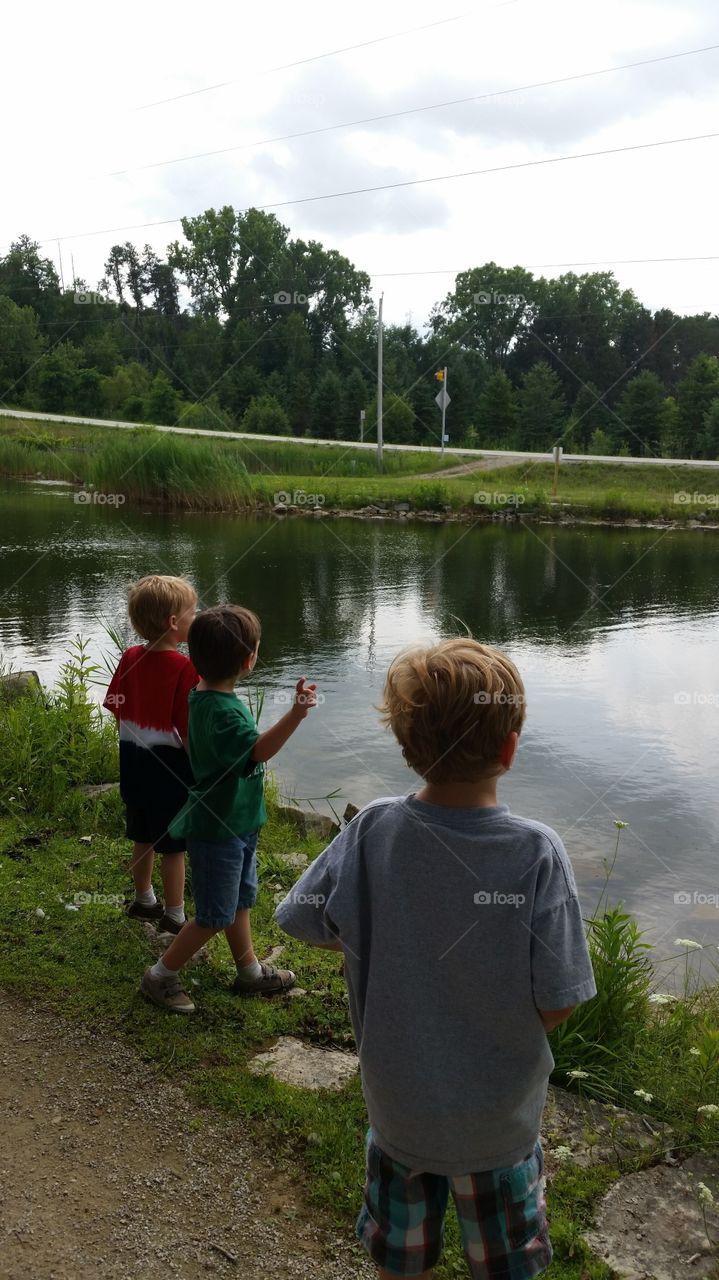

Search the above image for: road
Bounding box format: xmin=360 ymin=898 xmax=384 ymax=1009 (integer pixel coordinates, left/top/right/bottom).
xmin=2 ymin=405 xmax=718 ymax=470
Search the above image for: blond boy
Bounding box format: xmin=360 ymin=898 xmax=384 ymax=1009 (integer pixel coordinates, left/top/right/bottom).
xmin=276 ymin=639 xmax=596 ymax=1280
xmin=104 ymin=575 xmax=198 ymax=933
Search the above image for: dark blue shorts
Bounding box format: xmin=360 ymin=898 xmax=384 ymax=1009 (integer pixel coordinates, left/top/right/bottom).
xmin=357 ymin=1131 xmax=552 ymax=1279
xmin=188 ymin=831 xmax=259 ymax=929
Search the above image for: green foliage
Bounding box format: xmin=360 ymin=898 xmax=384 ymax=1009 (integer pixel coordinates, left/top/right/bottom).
xmin=85 ymin=430 xmax=250 ymax=508
xmin=241 ymin=393 xmax=292 ymax=436
xmin=0 ymin=294 xmax=45 ymax=395
xmin=676 ymin=355 xmax=719 ymax=457
xmin=0 ymin=640 xmax=118 ymax=816
xmin=588 ymin=428 xmax=613 ymax=456
xmin=615 ymin=370 xmax=666 ymax=456
xmin=477 ymin=369 xmax=516 ymax=445
xmin=311 ymin=369 xmax=345 ymax=439
xmin=516 ymin=361 xmax=567 ymax=449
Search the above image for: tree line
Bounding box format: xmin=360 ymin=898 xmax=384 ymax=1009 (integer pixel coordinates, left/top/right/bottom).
xmin=1 ymin=207 xmax=719 ymax=457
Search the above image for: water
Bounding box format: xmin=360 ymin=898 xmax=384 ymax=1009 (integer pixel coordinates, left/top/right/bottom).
xmin=2 ymin=477 xmax=719 ymax=962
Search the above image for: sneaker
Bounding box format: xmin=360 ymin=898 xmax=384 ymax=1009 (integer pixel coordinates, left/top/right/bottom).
xmin=232 ymin=961 xmax=296 ymax=997
xmin=157 ymin=913 xmax=187 ymax=935
xmin=127 ymin=899 xmax=164 ymax=921
xmin=140 ymin=967 xmax=195 ymax=1014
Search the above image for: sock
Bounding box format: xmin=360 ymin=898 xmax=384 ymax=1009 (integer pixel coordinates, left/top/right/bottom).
xmin=237 ymin=958 xmax=262 ymax=980
xmin=163 ymin=903 xmax=186 ymax=925
xmin=135 ymin=888 xmax=157 ymax=908
xmin=150 ymin=958 xmax=178 ymax=981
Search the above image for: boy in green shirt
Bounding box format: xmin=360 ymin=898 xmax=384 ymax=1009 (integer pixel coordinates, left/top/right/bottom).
xmin=140 ymin=604 xmax=317 ymax=1013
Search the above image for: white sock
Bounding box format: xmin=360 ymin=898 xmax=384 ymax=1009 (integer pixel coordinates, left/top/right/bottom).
xmin=150 ymin=958 xmax=178 ymax=981
xmin=237 ymin=958 xmax=262 ymax=980
xmin=136 ymin=888 xmax=157 ymax=907
xmin=163 ymin=903 xmax=186 ymax=924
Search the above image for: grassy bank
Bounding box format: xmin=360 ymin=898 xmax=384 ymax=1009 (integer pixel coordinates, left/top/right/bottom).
xmin=1 ymin=417 xmax=719 ymax=523
xmin=1 ymin=650 xmax=719 ymax=1277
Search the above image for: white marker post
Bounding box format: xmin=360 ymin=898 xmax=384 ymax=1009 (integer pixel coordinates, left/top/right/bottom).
xmin=552 ymin=443 xmax=563 ymax=496
xmin=377 ymin=294 xmax=384 ymax=468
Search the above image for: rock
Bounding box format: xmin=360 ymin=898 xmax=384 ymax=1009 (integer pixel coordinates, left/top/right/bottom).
xmin=248 ymin=1036 xmax=359 ymax=1090
xmin=273 ymin=502 xmax=287 ymax=515
xmin=585 ymin=1155 xmax=719 ymax=1280
xmin=277 ymin=851 xmax=308 ymax=869
xmin=541 ymin=1084 xmax=671 ymax=1173
xmin=79 ymin=783 xmax=119 ymax=798
xmin=275 ymin=806 xmax=339 ymax=841
xmin=393 ymin=502 xmax=411 ymax=513
xmin=343 ymin=803 xmax=360 ymax=824
xmin=0 ymin=670 xmax=42 ymax=702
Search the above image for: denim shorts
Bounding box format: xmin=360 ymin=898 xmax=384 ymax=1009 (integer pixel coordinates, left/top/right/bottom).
xmin=357 ymin=1131 xmax=552 ymax=1279
xmin=188 ymin=830 xmax=259 ymax=929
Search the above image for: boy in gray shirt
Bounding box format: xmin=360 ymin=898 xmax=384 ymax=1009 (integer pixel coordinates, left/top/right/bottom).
xmin=276 ymin=639 xmax=596 ymax=1280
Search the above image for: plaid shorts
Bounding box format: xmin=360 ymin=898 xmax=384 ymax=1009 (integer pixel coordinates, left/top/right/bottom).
xmin=356 ymin=1131 xmax=552 ymax=1279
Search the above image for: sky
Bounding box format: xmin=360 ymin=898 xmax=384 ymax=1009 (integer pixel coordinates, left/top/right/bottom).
xmin=2 ymin=0 xmax=719 ymax=327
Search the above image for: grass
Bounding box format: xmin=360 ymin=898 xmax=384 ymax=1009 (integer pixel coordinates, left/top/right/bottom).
xmin=2 ymin=417 xmax=719 ymax=521
xmin=1 ymin=652 xmax=719 ymax=1276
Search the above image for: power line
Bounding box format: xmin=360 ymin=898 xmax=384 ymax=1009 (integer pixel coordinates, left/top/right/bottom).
xmin=371 ymin=254 xmax=719 ymax=276
xmin=134 ymin=10 xmax=479 ymax=111
xmin=21 ymin=128 xmax=719 ymax=249
xmin=105 ymin=42 xmax=719 ymax=180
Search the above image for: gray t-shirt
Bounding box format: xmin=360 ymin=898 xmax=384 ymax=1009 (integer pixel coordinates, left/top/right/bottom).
xmin=275 ymin=795 xmax=596 ymax=1176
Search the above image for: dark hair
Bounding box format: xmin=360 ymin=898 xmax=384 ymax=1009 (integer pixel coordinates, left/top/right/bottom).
xmin=188 ymin=606 xmax=261 ymax=682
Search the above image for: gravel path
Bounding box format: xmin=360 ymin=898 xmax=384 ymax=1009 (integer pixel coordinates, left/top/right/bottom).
xmin=0 ymin=992 xmax=373 ymax=1280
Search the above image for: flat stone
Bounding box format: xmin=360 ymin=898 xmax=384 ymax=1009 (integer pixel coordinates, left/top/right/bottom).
xmin=541 ymin=1084 xmax=671 ymax=1174
xmin=585 ymin=1155 xmax=719 ymax=1280
xmin=0 ymin=670 xmax=42 ymax=701
xmin=343 ymin=803 xmax=360 ymax=824
xmin=276 ymin=851 xmax=309 ymax=869
xmin=275 ymin=806 xmax=339 ymax=841
xmin=80 ymin=782 xmax=120 ymax=797
xmin=248 ymin=1036 xmax=359 ymax=1091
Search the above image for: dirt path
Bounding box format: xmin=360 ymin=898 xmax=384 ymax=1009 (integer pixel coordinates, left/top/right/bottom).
xmin=415 ymin=455 xmax=526 ymax=479
xmin=0 ymin=992 xmax=372 ymax=1280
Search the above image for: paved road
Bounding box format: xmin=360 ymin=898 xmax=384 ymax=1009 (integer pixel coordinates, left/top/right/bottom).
xmin=2 ymin=405 xmax=718 ymax=470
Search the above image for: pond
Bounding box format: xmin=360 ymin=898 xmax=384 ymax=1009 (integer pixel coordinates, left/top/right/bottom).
xmin=2 ymin=478 xmax=718 ymax=962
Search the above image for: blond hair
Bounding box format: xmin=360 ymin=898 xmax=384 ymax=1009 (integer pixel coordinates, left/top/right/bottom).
xmin=128 ymin=575 xmax=196 ymax=643
xmin=380 ymin=638 xmax=526 ymax=783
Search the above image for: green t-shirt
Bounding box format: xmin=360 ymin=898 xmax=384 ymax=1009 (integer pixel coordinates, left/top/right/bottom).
xmin=169 ymin=689 xmax=266 ymax=843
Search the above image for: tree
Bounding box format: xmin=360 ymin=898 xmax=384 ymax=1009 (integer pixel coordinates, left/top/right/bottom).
xmin=0 ymin=295 xmax=44 ymax=401
xmin=432 ymin=263 xmax=540 ymax=367
xmin=29 ymin=343 xmax=84 ymax=413
xmin=476 ymin=370 xmax=516 ymax=445
xmin=288 ymin=373 xmax=313 ymax=436
xmin=367 ymin=391 xmax=415 ymax=444
xmin=144 ymin=372 xmax=181 ymax=425
xmin=311 ymin=370 xmax=345 ymax=439
xmin=516 ymin=362 xmax=567 ymax=449
xmin=676 ymin=355 xmax=719 ymax=457
xmin=241 ymin=394 xmax=291 ymax=435
xmin=566 ymin=381 xmax=613 ymax=451
xmin=0 ymin=235 xmax=61 ymax=324
xmin=615 ymin=371 xmax=666 ymax=456
xmin=342 ymin=368 xmax=370 ymax=440
xmin=657 ymin=396 xmax=682 ymax=457
xmin=701 ymin=397 xmax=719 ymax=460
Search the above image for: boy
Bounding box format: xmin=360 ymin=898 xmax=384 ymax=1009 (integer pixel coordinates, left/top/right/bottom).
xmin=275 ymin=638 xmax=596 ymax=1280
xmin=140 ymin=604 xmax=317 ymax=1013
xmin=104 ymin=574 xmax=198 ymax=934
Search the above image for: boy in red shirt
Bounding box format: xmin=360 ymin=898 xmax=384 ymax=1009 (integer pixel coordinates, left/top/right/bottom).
xmin=104 ymin=574 xmax=198 ymax=933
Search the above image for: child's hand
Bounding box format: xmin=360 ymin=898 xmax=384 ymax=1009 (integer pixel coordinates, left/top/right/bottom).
xmin=293 ymin=677 xmax=318 ymax=720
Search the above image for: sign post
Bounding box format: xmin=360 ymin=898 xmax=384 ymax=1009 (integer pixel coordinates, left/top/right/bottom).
xmin=552 ymin=443 xmax=563 ymax=496
xmin=434 ymin=367 xmax=450 ymax=457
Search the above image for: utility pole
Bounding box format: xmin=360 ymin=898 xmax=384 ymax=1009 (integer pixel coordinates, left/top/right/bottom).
xmin=376 ymin=293 xmax=384 ymax=468
xmin=360 ymin=409 xmax=366 ymax=442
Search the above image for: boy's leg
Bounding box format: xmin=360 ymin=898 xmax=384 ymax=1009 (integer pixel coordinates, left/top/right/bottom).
xmin=158 ymin=851 xmax=186 ymax=930
xmin=139 ymin=921 xmax=218 ymax=1015
xmin=125 ymin=838 xmax=163 ymax=919
xmin=449 ymin=1143 xmax=552 ymax=1280
xmin=225 ymin=908 xmax=257 ymax=968
xmin=357 ymin=1130 xmax=447 ymax=1277
xmin=226 ymin=832 xmax=295 ymax=995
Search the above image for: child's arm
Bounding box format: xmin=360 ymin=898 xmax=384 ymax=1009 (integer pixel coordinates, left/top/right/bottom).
xmin=251 ymin=677 xmax=317 ymax=764
xmin=537 ymin=1005 xmax=576 ymax=1033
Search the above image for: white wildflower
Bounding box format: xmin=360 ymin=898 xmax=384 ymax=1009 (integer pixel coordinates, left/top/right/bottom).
xmin=648 ymin=993 xmax=677 ymax=1005
xmin=698 ymin=1105 xmax=719 ymax=1117
xmin=553 ymin=1146 xmax=574 ymax=1163
xmin=697 ymin=1182 xmax=715 ymax=1208
xmin=689 ymin=1047 xmax=701 ymax=1056
xmin=674 ymin=938 xmax=703 ymax=951
xmin=633 ymin=1088 xmax=654 ymax=1103
xmin=567 ymin=1069 xmax=589 ymax=1080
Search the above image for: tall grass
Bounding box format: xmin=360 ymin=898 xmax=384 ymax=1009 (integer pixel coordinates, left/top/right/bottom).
xmin=0 ymin=639 xmax=118 ymax=816
xmin=85 ymin=431 xmax=252 ymax=509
